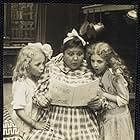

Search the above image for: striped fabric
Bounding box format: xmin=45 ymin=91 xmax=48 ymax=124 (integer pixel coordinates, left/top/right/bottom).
xmin=30 ymin=56 xmax=99 ymax=140
xmin=3 ymin=106 xmax=12 ymax=121
xmin=29 ymin=106 xmax=99 ymax=140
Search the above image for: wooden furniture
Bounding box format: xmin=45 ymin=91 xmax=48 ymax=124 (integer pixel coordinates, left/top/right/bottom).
xmin=82 ymin=4 xmax=135 ymax=13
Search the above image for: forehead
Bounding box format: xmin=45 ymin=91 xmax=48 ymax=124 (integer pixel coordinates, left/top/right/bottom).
xmin=91 ymin=54 xmax=104 ymax=60
xmin=65 ymin=47 xmax=84 ymax=52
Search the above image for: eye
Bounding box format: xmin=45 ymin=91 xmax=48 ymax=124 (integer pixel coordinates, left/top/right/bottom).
xmin=91 ymin=59 xmax=95 ymax=63
xmin=97 ymin=60 xmax=103 ymax=64
xmin=35 ymin=63 xmax=41 ymax=66
xmin=77 ymin=52 xmax=83 ymax=56
xmin=67 ymin=52 xmax=74 ymax=56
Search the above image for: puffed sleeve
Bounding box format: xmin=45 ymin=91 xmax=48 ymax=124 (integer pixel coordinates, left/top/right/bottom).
xmin=112 ymin=74 xmax=129 ymax=107
xmin=12 ymin=80 xmax=27 ymax=109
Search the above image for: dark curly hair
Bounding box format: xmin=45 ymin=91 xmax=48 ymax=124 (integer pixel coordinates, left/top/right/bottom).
xmin=61 ymin=36 xmax=85 ymax=53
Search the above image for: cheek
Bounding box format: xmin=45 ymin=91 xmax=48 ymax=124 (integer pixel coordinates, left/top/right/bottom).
xmin=80 ymin=54 xmax=84 ymax=59
xmin=63 ymin=55 xmax=71 ymax=63
xmin=100 ymin=63 xmax=106 ymax=71
xmin=78 ymin=54 xmax=84 ymax=61
xmin=30 ymin=65 xmax=38 ymax=74
xmin=90 ymin=61 xmax=95 ymax=68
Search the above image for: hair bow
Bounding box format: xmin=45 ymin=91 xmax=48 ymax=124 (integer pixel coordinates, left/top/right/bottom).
xmin=28 ymin=42 xmax=53 ymax=60
xmin=63 ymin=29 xmax=86 ymax=46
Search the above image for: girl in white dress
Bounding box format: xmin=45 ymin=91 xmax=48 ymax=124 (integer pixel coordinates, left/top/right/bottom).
xmin=12 ymin=43 xmax=53 ymax=139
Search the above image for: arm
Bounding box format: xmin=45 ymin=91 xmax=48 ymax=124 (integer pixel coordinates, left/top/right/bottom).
xmin=12 ymin=81 xmax=47 ymax=130
xmin=33 ymin=91 xmax=52 ymax=107
xmin=15 ymin=109 xmax=46 ymax=130
xmin=33 ymin=72 xmax=52 ymax=107
xmin=113 ymin=74 xmax=129 ymax=106
xmin=15 ymin=109 xmax=36 ymax=128
xmin=102 ymin=74 xmax=129 ymax=106
xmin=102 ymin=92 xmax=117 ymax=103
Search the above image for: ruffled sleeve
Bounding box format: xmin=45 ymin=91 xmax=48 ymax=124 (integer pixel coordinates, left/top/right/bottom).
xmin=112 ymin=74 xmax=129 ymax=107
xmin=12 ymin=80 xmax=27 ymax=109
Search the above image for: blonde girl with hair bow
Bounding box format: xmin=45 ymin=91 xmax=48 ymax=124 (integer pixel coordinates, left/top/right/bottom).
xmin=12 ymin=43 xmax=53 ymax=139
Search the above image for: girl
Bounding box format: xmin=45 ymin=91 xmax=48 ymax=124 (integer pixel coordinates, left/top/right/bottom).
xmin=28 ymin=29 xmax=100 ymax=140
xmin=88 ymin=42 xmax=134 ymax=140
xmin=11 ymin=43 xmax=53 ymax=139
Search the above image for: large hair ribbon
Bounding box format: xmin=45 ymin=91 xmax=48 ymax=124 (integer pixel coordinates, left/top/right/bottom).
xmin=63 ymin=29 xmax=86 ymax=46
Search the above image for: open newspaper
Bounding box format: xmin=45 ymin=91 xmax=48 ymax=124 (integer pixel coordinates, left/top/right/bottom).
xmin=49 ymin=79 xmax=99 ymax=106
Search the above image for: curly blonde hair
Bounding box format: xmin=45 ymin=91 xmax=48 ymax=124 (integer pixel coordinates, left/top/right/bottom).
xmin=12 ymin=45 xmax=46 ymax=81
xmin=87 ymin=42 xmax=133 ymax=91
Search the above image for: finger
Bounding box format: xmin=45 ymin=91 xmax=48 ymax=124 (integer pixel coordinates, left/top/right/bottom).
xmin=90 ymin=97 xmax=100 ymax=102
xmin=93 ymin=96 xmax=100 ymax=100
xmin=39 ymin=101 xmax=47 ymax=107
xmin=40 ymin=98 xmax=50 ymax=105
xmin=43 ymin=124 xmax=50 ymax=130
xmin=42 ymin=96 xmax=52 ymax=103
xmin=88 ymin=101 xmax=101 ymax=106
xmin=88 ymin=100 xmax=99 ymax=104
xmin=45 ymin=95 xmax=52 ymax=100
xmin=40 ymin=99 xmax=48 ymax=105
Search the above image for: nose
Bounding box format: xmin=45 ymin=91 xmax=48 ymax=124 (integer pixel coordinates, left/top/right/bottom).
xmin=40 ymin=64 xmax=44 ymax=71
xmin=93 ymin=62 xmax=98 ymax=67
xmin=73 ymin=54 xmax=78 ymax=61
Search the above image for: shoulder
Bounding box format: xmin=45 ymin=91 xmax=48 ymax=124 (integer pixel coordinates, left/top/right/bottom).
xmin=110 ymin=69 xmax=128 ymax=87
xmin=45 ymin=53 xmax=63 ymax=69
xmin=12 ymin=78 xmax=27 ymax=91
xmin=50 ymin=53 xmax=63 ymax=64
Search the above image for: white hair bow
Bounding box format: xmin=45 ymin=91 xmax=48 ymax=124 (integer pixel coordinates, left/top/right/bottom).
xmin=28 ymin=42 xmax=53 ymax=60
xmin=63 ymin=29 xmax=86 ymax=46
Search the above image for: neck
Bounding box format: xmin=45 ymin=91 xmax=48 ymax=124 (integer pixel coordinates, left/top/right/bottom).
xmin=28 ymin=75 xmax=39 ymax=85
xmin=95 ymin=69 xmax=107 ymax=78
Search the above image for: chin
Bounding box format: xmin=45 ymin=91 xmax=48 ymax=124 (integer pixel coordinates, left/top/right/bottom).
xmin=95 ymin=71 xmax=101 ymax=75
xmin=71 ymin=66 xmax=79 ymax=70
xmin=36 ymin=73 xmax=41 ymax=77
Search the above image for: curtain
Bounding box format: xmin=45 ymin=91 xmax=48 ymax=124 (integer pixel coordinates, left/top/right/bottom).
xmin=34 ymin=3 xmax=47 ymax=44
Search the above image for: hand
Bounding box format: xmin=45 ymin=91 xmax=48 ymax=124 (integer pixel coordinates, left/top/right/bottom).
xmin=97 ymin=88 xmax=104 ymax=97
xmin=34 ymin=121 xmax=50 ymax=130
xmin=37 ymin=94 xmax=52 ymax=107
xmin=88 ymin=96 xmax=102 ymax=111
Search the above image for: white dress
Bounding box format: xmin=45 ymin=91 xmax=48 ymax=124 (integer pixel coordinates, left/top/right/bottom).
xmin=11 ymin=78 xmax=41 ymax=138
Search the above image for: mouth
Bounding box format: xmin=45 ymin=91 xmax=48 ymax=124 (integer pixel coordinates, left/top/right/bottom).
xmin=39 ymin=71 xmax=44 ymax=74
xmin=94 ymin=68 xmax=99 ymax=71
xmin=94 ymin=69 xmax=100 ymax=73
xmin=72 ymin=63 xmax=79 ymax=66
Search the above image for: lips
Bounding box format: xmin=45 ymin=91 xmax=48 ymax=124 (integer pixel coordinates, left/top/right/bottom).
xmin=39 ymin=70 xmax=43 ymax=74
xmin=72 ymin=63 xmax=78 ymax=65
xmin=95 ymin=69 xmax=100 ymax=73
xmin=95 ymin=68 xmax=99 ymax=71
xmin=71 ymin=62 xmax=79 ymax=66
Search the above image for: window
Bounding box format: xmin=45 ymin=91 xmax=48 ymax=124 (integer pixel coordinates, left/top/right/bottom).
xmin=4 ymin=3 xmax=36 ymax=45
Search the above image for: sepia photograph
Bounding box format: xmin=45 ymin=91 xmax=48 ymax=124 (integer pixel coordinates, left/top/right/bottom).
xmin=3 ymin=3 xmax=137 ymax=140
